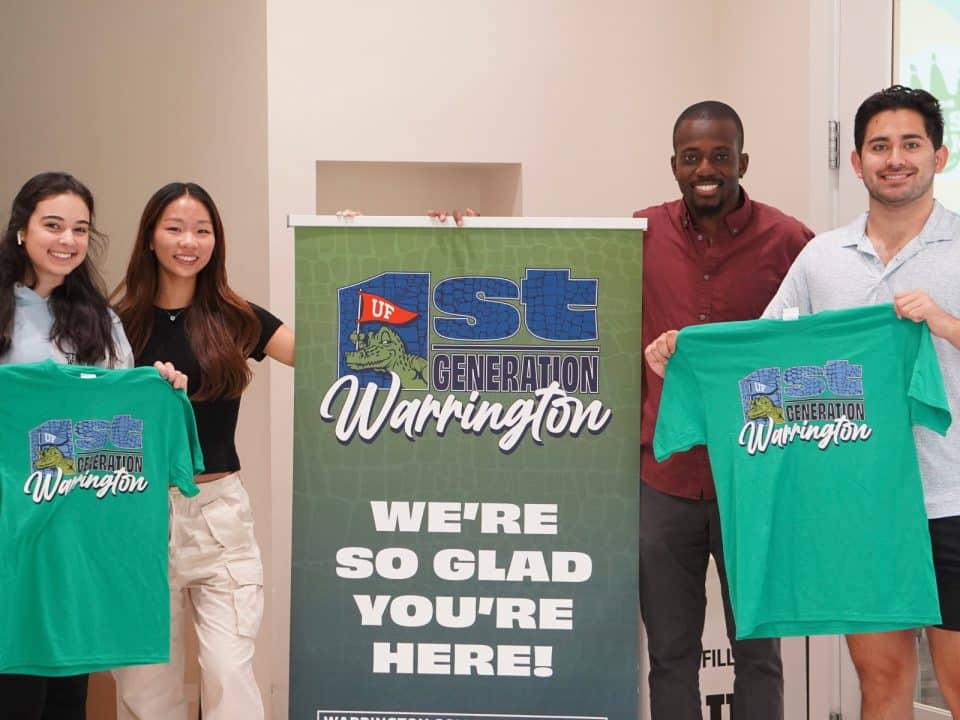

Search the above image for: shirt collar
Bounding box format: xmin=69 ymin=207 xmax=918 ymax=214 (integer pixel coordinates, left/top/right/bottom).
xmin=678 ymin=187 xmax=754 ymax=236
xmin=843 ymin=200 xmax=954 ymax=251
xmin=918 ymin=200 xmax=955 ymax=244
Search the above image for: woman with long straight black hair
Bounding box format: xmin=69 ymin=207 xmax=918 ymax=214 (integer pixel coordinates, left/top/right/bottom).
xmin=112 ymin=182 xmax=293 ymax=720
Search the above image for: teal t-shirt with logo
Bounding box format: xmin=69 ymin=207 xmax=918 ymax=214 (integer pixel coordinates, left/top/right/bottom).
xmin=653 ymin=304 xmax=950 ymax=639
xmin=0 ymin=360 xmax=203 ymax=675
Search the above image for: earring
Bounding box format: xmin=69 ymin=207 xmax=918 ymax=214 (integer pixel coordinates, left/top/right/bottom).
xmin=16 ymin=231 xmax=23 ymax=246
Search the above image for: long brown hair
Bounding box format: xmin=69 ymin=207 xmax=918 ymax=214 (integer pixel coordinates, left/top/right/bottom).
xmin=0 ymin=172 xmax=120 ymax=365
xmin=112 ymin=182 xmax=259 ymax=400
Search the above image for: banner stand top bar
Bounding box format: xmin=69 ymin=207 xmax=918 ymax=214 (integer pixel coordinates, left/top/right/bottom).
xmin=287 ymin=215 xmax=646 ymax=231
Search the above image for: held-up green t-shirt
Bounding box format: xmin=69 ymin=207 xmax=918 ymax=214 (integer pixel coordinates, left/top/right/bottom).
xmin=653 ymin=304 xmax=950 ymax=639
xmin=0 ymin=361 xmax=203 ymax=675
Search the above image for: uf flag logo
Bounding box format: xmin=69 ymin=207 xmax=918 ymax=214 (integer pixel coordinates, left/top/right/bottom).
xmin=338 ymin=273 xmax=430 ymax=390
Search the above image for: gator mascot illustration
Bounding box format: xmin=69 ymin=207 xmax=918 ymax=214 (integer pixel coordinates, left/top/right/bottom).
xmin=346 ymin=326 xmax=428 ymax=389
xmin=746 ymin=395 xmax=785 ymax=424
xmin=35 ymin=445 xmax=77 ymax=474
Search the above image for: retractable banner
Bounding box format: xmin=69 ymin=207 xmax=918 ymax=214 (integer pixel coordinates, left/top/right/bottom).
xmin=290 ymin=217 xmax=644 ymax=720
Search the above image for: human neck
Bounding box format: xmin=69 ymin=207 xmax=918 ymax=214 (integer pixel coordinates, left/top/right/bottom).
xmin=154 ymin=276 xmax=196 ymax=309
xmin=865 ymin=194 xmax=935 ymax=266
xmin=23 ymin=270 xmax=61 ymax=299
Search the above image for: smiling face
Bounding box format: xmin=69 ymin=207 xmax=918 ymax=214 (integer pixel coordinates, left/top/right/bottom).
xmin=150 ymin=194 xmax=215 ymax=290
xmin=21 ymin=193 xmax=91 ymax=297
xmin=852 ymin=108 xmax=948 ymax=209
xmin=671 ymin=116 xmax=749 ymax=222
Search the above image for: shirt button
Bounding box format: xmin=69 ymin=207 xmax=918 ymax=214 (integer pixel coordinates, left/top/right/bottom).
xmin=703 ymin=273 xmax=711 ymax=280
xmin=697 ymin=234 xmax=704 ymax=242
xmin=732 ymin=228 xmax=739 ymax=235
xmin=698 ymin=313 xmax=707 ymax=321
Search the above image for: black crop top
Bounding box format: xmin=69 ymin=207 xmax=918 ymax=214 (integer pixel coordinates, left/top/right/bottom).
xmin=136 ymin=301 xmax=283 ymax=474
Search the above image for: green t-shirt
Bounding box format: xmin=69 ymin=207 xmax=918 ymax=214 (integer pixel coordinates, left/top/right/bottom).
xmin=653 ymin=304 xmax=951 ymax=639
xmin=0 ymin=360 xmax=203 ymax=675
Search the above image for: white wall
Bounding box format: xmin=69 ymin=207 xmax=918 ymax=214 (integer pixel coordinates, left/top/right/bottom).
xmin=1 ymin=1 xmax=827 ymax=717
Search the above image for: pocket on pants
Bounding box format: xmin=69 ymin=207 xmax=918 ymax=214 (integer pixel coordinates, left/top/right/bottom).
xmin=200 ymin=496 xmax=251 ymax=550
xmin=227 ymin=558 xmax=264 ymax=638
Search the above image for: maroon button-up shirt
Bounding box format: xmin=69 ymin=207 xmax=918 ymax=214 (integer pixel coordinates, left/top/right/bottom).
xmin=634 ymin=190 xmax=813 ymax=499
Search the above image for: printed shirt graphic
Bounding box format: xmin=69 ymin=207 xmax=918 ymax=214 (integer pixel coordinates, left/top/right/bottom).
xmin=653 ymin=304 xmax=951 ymax=639
xmin=0 ymin=361 xmax=203 ymax=675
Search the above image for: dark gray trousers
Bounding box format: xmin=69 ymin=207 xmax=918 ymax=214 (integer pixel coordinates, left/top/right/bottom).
xmin=639 ymin=482 xmax=783 ymax=720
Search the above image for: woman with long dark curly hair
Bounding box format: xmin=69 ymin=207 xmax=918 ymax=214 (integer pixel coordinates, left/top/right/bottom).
xmin=111 ymin=182 xmax=293 ymax=720
xmin=0 ymin=171 xmax=186 ymax=720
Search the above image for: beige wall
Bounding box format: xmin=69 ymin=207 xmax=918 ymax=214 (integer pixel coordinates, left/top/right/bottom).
xmin=1 ymin=1 xmax=826 ymax=718
xmin=0 ymin=0 xmax=272 ymax=714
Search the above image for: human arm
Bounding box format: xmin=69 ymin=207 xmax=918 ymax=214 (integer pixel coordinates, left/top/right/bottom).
xmin=248 ymin=302 xmax=294 ymax=367
xmin=263 ymin=324 xmax=295 ymax=367
xmin=894 ymin=290 xmax=960 ymax=350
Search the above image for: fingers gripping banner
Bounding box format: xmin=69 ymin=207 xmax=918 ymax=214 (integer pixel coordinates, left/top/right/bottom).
xmin=290 ymin=217 xmax=644 ymax=720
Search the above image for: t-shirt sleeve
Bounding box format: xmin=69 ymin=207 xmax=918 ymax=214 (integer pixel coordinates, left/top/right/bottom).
xmin=908 ymin=322 xmax=952 ymax=436
xmin=168 ymin=389 xmax=204 ymax=497
xmin=248 ymin=302 xmax=284 ymax=361
xmin=652 ymin=340 xmax=707 ymax=461
xmin=762 ymin=250 xmax=812 ymax=319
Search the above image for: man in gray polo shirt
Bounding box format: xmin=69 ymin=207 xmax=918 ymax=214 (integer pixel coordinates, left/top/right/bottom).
xmin=763 ymin=85 xmax=960 ymax=719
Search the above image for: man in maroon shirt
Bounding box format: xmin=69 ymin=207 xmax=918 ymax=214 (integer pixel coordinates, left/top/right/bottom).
xmin=635 ymin=101 xmax=813 ymax=720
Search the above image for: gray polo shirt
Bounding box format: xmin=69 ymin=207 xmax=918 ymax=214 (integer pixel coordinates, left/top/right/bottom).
xmin=764 ymin=200 xmax=960 ymax=518
xmin=0 ymin=284 xmax=134 ymax=369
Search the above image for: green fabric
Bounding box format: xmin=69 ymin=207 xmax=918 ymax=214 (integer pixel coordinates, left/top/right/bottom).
xmin=0 ymin=361 xmax=202 ymax=675
xmin=654 ymin=304 xmax=950 ymax=639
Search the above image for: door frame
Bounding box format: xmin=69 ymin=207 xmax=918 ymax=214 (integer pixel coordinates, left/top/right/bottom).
xmin=813 ymin=1 xmax=951 ymax=717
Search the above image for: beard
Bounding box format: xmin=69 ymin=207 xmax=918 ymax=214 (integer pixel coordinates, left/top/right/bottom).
xmin=691 ymin=199 xmax=725 ymax=216
xmin=685 ymin=191 xmax=728 ymax=217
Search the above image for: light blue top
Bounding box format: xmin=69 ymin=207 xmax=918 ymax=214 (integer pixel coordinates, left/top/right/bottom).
xmin=0 ymin=284 xmax=134 ymax=369
xmin=764 ymin=201 xmax=960 ymax=518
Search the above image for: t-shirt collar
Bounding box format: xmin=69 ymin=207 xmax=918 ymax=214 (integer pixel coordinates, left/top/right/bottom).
xmin=845 ymin=200 xmax=954 ymax=252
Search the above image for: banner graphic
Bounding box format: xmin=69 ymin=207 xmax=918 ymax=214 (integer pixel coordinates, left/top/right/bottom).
xmin=291 ymin=219 xmax=643 ymax=720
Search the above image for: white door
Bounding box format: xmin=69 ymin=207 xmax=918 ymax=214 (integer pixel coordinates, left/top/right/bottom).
xmin=825 ymin=0 xmax=958 ymax=717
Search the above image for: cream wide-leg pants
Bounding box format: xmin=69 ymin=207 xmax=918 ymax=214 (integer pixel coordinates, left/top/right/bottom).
xmin=113 ymin=473 xmax=265 ymax=720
